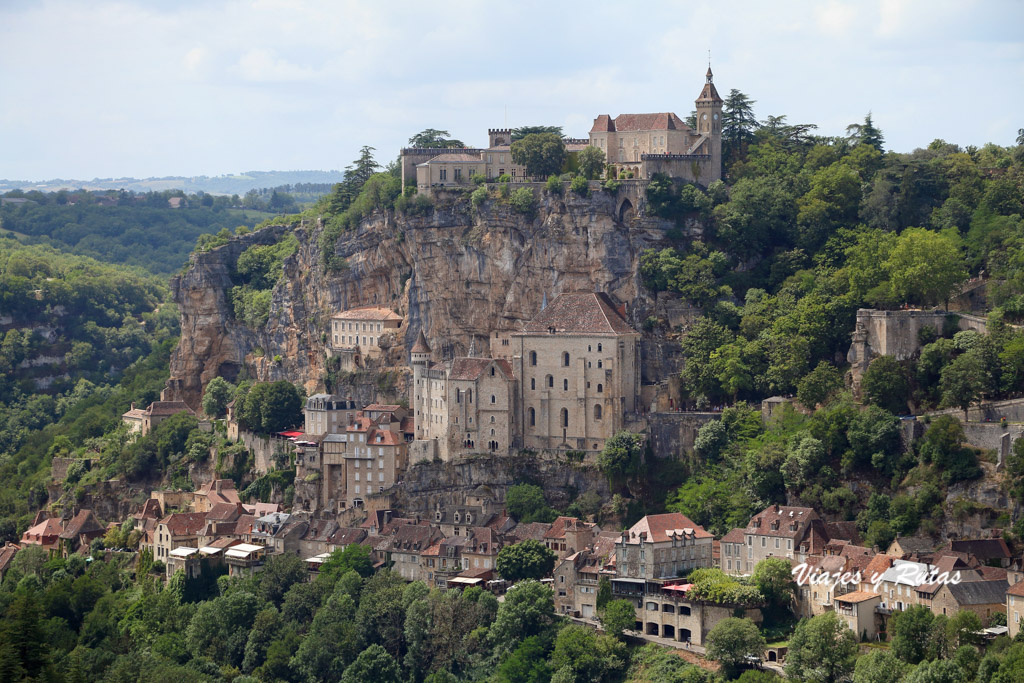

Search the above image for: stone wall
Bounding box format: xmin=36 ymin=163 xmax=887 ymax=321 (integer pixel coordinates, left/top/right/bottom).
xmin=924 ymin=397 xmax=1024 ymax=423
xmin=236 ymin=430 xmax=293 ymax=474
xmin=647 ymin=411 xmax=721 ymax=459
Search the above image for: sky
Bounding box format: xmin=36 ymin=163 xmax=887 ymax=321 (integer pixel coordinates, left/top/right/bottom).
xmin=1 ymin=0 xmax=1022 ymax=181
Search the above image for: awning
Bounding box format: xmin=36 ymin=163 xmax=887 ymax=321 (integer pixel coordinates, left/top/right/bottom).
xmin=448 ymin=577 xmax=484 ymax=585
xmin=663 ymin=583 xmax=692 ymax=592
xmin=612 ymin=577 xmax=646 ymax=584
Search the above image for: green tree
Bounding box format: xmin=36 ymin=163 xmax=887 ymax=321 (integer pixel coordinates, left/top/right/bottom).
xmin=784 ymin=612 xmax=858 ymax=683
xmin=505 ymin=484 xmax=557 ymax=524
xmin=705 ymin=617 xmax=766 ymax=677
xmin=722 ymin=90 xmax=759 ymax=164
xmin=201 ymin=376 xmax=235 ymax=418
xmin=551 ymin=624 xmax=627 ymax=682
xmin=797 ymin=362 xmax=844 ymax=409
xmin=512 ymin=125 xmax=563 ymax=141
xmin=496 ymin=539 xmax=556 ymax=582
xmin=488 ymin=580 xmax=555 ymax=655
xmin=884 ymin=227 xmax=968 ymax=307
xmin=853 ymin=649 xmax=909 ymax=683
xmin=510 ymin=133 xmax=567 ymax=178
xmin=577 ymin=146 xmax=606 ymax=180
xmin=861 ymin=355 xmax=911 ymax=415
xmin=846 ymin=112 xmax=885 ymax=151
xmin=341 ymin=643 xmax=402 ymax=683
xmin=597 ymin=431 xmax=645 ymax=481
xmin=238 ymin=380 xmax=303 ymax=433
xmin=918 ymin=415 xmax=980 ymax=484
xmin=752 ymin=557 xmax=796 ymax=608
xmin=890 ymin=604 xmax=935 ymax=664
xmin=319 ymin=544 xmax=374 ymax=580
xmin=600 ymin=599 xmax=637 ymax=640
xmin=408 ymin=129 xmax=465 ymax=149
xmin=902 ymin=658 xmax=966 ymax=683
xmin=940 ymin=350 xmax=988 ymax=418
xmin=494 ymin=635 xmax=551 ymax=683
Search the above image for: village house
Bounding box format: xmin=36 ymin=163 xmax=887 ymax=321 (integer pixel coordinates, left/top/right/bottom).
xmin=152 ymin=512 xmax=207 ymax=561
xmin=553 ymin=532 xmax=617 ymax=617
xmin=948 ymin=538 xmax=1013 ymax=568
xmin=225 ymin=543 xmax=268 ymax=578
xmin=193 ymin=479 xmax=242 ymax=513
xmin=835 ymin=591 xmax=883 ymax=642
xmin=20 ymin=514 xmax=63 ymax=555
xmin=930 ymin=580 xmax=1008 ymax=623
xmin=303 ymin=393 xmax=358 ymax=436
xmin=1007 ymin=581 xmax=1024 ymax=638
xmin=720 ymin=528 xmax=746 ymax=575
xmin=0 ymin=543 xmax=20 ymax=583
xmin=382 ymin=523 xmax=442 ymax=583
xmin=329 ymin=306 xmax=403 ymax=368
xmin=121 ymin=400 xmax=196 ymax=437
xmin=58 ymin=509 xmax=105 ymax=557
xmin=615 ymin=513 xmax=713 ymax=582
xmin=741 ymin=504 xmax=829 ymax=574
xmin=543 ymin=517 xmax=600 ymax=559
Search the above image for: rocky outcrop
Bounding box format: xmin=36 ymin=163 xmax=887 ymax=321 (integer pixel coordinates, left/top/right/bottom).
xmin=166 ymin=188 xmax=688 ymax=408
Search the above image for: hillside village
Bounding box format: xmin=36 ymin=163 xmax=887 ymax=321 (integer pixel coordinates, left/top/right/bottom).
xmin=3 ymin=64 xmax=1024 ymax=680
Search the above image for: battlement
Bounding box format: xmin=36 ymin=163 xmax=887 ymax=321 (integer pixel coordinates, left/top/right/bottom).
xmin=400 ymin=147 xmax=482 ymax=156
xmin=564 ymin=138 xmax=590 ymax=145
xmin=487 ymin=128 xmax=512 ymax=135
xmin=640 ymin=153 xmax=711 ymax=160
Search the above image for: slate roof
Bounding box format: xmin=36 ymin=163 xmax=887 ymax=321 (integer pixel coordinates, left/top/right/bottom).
xmin=625 ymin=512 xmax=712 ymax=544
xmin=521 ymin=292 xmax=635 ymax=335
xmin=507 ymin=522 xmax=552 ymax=542
xmin=331 ymin=307 xmax=402 ymax=322
xmin=890 ymin=536 xmax=936 ymax=554
xmin=330 ymin=527 xmax=368 ymax=547
xmin=949 ymin=539 xmax=1012 ymax=562
xmin=945 ymin=579 xmax=1010 ymax=606
xmin=411 ymin=330 xmax=431 ymax=354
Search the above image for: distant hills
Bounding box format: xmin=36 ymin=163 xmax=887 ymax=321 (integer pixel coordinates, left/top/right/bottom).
xmin=0 ymin=170 xmax=347 ymax=196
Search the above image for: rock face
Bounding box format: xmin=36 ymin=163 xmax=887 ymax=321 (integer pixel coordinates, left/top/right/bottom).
xmin=166 ymin=188 xmax=686 ymax=409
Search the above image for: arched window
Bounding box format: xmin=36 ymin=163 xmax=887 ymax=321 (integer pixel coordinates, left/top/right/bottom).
xmin=562 ymin=352 xmax=570 ymax=366
xmin=594 ymin=404 xmax=603 ymax=420
xmin=456 ymin=389 xmax=462 ymax=403
xmin=588 ymin=345 xmax=592 ymax=352
xmin=563 ymin=378 xmax=568 ymax=390
xmin=490 ymin=428 xmax=495 ymax=436
xmin=560 ymin=408 xmax=569 ymax=428
xmin=467 ymin=390 xmax=472 ymax=403
xmin=528 ymin=408 xmax=535 ymax=426
xmin=529 ymin=351 xmax=537 ymax=366
xmin=531 ymin=378 xmax=536 ymax=390
xmin=490 ymin=394 xmax=496 ymax=404
xmin=597 ymin=383 xmax=603 ymax=393
xmin=490 ymin=366 xmax=495 ymax=376
xmin=597 ymin=343 xmax=603 ymax=352
xmin=490 ymin=416 xmax=495 ymax=423
xmin=547 ymin=375 xmax=553 ymax=388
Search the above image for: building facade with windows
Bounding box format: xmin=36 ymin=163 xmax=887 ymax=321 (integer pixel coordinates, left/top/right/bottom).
xmin=329 ymin=306 xmax=402 ymax=366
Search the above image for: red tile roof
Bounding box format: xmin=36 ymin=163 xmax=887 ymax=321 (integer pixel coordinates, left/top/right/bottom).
xmin=205 ymin=502 xmax=245 ymax=522
xmin=160 ymin=512 xmax=208 ymax=537
xmin=626 ymin=512 xmax=711 ymax=543
xmin=521 ymin=292 xmax=635 ymax=335
xmin=589 ymin=112 xmax=690 ymax=133
xmin=367 ymin=428 xmax=404 ymax=446
xmin=0 ymin=543 xmax=19 ymax=573
xmin=21 ymin=517 xmax=62 ymax=544
xmin=1007 ymin=580 xmax=1024 ymax=597
xmin=836 ymin=590 xmax=881 ymax=604
xmin=721 ymin=528 xmax=746 ymax=544
xmin=60 ymin=510 xmax=104 ymax=540
xmin=331 ymin=306 xmax=402 ymax=322
xmin=863 ymin=554 xmax=894 ymax=582
xmin=745 ymin=505 xmax=821 ymax=540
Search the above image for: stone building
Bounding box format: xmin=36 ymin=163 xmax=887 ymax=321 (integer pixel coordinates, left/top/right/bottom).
xmin=409 ymin=292 xmax=640 ymax=461
xmin=740 ymin=504 xmax=829 ymax=574
xmin=329 ymin=306 xmax=402 ymax=367
xmin=122 ymin=400 xmax=195 ymax=437
xmin=615 ymin=513 xmax=713 ymax=582
xmin=1008 ymin=581 xmax=1024 ymax=638
xmin=589 ymin=68 xmax=722 ymax=184
xmin=400 ymin=68 xmax=722 ymax=192
xmin=303 ymin=394 xmax=358 ymax=436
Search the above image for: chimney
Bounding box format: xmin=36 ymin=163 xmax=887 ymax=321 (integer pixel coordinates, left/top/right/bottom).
xmin=131 ymin=402 xmax=135 ymax=411
xmin=773 ymin=503 xmax=780 ymax=514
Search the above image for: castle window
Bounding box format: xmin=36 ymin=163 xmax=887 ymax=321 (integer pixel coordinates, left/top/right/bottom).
xmin=457 ymin=390 xmax=462 ymax=404
xmin=597 ymin=383 xmax=603 ymax=393
xmin=530 ymin=351 xmax=537 ymax=366
xmin=588 ymin=345 xmax=592 ymax=352
xmin=490 ymin=416 xmax=495 ymax=423
xmin=598 ymin=344 xmax=602 ymax=352
xmin=529 ymin=408 xmax=535 ymax=426
xmin=561 ymin=408 xmax=569 ymax=428
xmin=563 ymin=379 xmax=568 ymax=391
xmin=547 ymin=375 xmax=553 ymax=388
xmin=490 ymin=395 xmax=496 ymax=404
xmin=562 ymin=352 xmax=570 ymax=366
xmin=531 ymin=378 xmax=536 ymax=390
xmin=490 ymin=367 xmax=495 ymax=376
xmin=598 ymin=360 xmax=603 ymax=368
xmin=468 ymin=390 xmax=472 ymax=403
xmin=594 ymin=404 xmax=602 ymax=420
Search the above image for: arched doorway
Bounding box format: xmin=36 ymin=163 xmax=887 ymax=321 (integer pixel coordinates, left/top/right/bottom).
xmin=646 ymin=622 xmax=659 ymax=636
xmin=662 ymin=624 xmax=675 ymax=639
xmin=679 ymin=628 xmax=692 ymax=643
xmin=618 ymin=198 xmax=634 ymax=222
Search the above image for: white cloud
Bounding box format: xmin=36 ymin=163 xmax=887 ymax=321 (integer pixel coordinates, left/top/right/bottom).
xmin=814 ymin=0 xmax=858 ymax=36
xmin=233 ymin=48 xmax=316 ymax=82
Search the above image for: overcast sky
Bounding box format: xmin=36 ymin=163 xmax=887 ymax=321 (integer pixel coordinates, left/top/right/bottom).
xmin=1 ymin=0 xmax=1022 ymax=180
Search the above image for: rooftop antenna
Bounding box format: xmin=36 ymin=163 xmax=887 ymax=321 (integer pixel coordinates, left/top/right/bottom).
xmin=708 ymin=48 xmax=711 ymax=68
xmin=504 ymin=104 xmax=508 ymax=128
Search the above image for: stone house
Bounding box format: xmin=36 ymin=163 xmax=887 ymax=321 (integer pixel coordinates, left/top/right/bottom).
xmin=720 ymin=528 xmax=746 ymax=575
xmin=199 ymin=502 xmax=247 ymax=546
xmin=0 ymin=543 xmax=20 ymax=583
xmin=327 ymin=527 xmax=368 ymax=553
xmin=342 ymin=414 xmax=408 ymax=510
xmin=615 ymin=513 xmax=713 ymax=582
xmin=122 ymin=401 xmax=195 ymax=437
xmin=543 ymin=517 xmax=600 ymax=559
xmin=193 ymin=479 xmax=241 ymax=513
xmin=1007 ymin=581 xmax=1024 ymax=638
xmin=835 ymin=591 xmax=883 ymax=641
xmin=58 ymin=509 xmax=105 ymax=557
xmin=930 ymin=580 xmax=1008 ymax=623
xmin=20 ymin=515 xmax=63 ymax=555
xmin=329 ymin=306 xmax=402 ymax=366
xmin=303 ymin=394 xmax=358 ymax=436
xmin=886 ymin=535 xmax=937 ymax=559
xmin=948 ymin=539 xmax=1013 ymax=568
xmin=554 ymin=533 xmax=617 ymax=618
xmin=462 ymin=527 xmax=502 ymax=574
xmin=225 ymin=543 xmax=267 ymax=578
xmin=153 ymin=512 xmax=207 ymax=561
xmin=383 ymin=524 xmax=442 ymax=583
xmin=740 ymin=505 xmax=829 ymax=574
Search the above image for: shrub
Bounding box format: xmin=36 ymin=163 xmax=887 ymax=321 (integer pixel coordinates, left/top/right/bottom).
xmin=471 ymin=186 xmax=488 ymax=208
xmin=499 ymin=183 xmax=511 ymax=199
xmin=570 ymin=175 xmax=589 ymax=196
xmin=546 ymin=175 xmax=563 ymax=195
xmin=509 ymin=188 xmax=535 ymax=214
xmin=497 ymin=174 xmax=511 ymax=183
xmin=603 ymin=179 xmax=621 ymax=193
xmin=470 ymin=173 xmax=486 ymax=185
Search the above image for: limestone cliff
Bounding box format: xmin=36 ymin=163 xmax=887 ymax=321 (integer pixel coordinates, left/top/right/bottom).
xmin=166 ymin=188 xmax=687 ymax=409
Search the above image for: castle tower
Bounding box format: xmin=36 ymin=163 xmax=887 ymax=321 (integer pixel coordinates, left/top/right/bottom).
xmin=695 ymin=67 xmax=723 ymax=183
xmin=411 ymin=330 xmax=431 ymax=367
xmin=488 ymin=129 xmax=512 ymax=147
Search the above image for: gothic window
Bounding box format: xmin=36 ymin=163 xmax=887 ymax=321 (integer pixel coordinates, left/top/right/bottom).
xmin=490 ymin=395 xmax=496 ymax=404
xmin=563 ymin=379 xmax=568 ymax=391
xmin=560 ymin=408 xmax=569 ymax=428
xmin=490 ymin=416 xmax=495 ymax=423
xmin=597 ymin=344 xmax=602 ymax=352
xmin=528 ymin=408 xmax=535 ymax=426
xmin=594 ymin=404 xmax=602 ymax=420
xmin=531 ymin=378 xmax=536 ymax=390
xmin=529 ymin=351 xmax=537 ymax=366
xmin=597 ymin=383 xmax=603 ymax=393
xmin=547 ymin=375 xmax=553 ymax=388
xmin=562 ymin=352 xmax=570 ymax=366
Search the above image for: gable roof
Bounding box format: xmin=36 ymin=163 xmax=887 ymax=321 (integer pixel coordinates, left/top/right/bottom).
xmin=745 ymin=505 xmax=821 ymax=540
xmin=1007 ymin=580 xmax=1024 ymax=598
xmin=331 ymin=306 xmax=402 ymax=322
xmin=160 ymin=512 xmax=208 ymax=537
xmin=590 ymin=112 xmax=691 ymax=133
xmin=945 ymin=579 xmax=1009 ymax=606
xmin=23 ymin=517 xmax=63 ymax=541
xmin=205 ymin=502 xmax=245 ymax=522
xmin=949 ymin=539 xmax=1012 ymax=561
xmin=889 ymin=536 xmax=936 ymax=554
xmin=521 ymin=292 xmax=635 ymax=335
xmin=625 ymin=512 xmax=712 ymax=544
xmin=146 ymin=401 xmax=195 ymax=417
xmin=864 ymin=554 xmax=894 ymax=581
xmin=421 ymin=152 xmax=484 ymax=164
xmin=60 ymin=510 xmax=104 ymax=540
xmin=449 ymin=357 xmax=515 ymax=381
xmin=721 ymin=528 xmax=746 ymax=544
xmin=0 ymin=544 xmax=19 ymax=573
xmin=826 ymin=521 xmax=862 ymax=546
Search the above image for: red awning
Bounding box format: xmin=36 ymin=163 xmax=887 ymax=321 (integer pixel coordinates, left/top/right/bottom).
xmin=663 ymin=583 xmax=693 ymax=592
xmin=278 ymin=430 xmax=304 ymax=438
